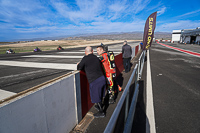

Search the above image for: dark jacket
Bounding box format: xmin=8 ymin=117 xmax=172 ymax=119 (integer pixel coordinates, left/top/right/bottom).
xmin=77 ymin=54 xmax=104 ymax=83
xmin=122 ymin=44 xmax=132 ymax=58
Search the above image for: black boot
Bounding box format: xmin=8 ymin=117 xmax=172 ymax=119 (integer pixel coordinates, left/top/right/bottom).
xmin=94 ymin=103 xmax=100 ymax=111
xmin=94 ymin=103 xmax=105 ymax=118
xmin=109 ymin=95 xmax=115 ymax=104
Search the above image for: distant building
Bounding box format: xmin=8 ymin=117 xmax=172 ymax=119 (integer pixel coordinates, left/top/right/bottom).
xmin=172 ymin=30 xmax=181 ymax=42
xmin=172 ymin=27 xmax=200 ymax=44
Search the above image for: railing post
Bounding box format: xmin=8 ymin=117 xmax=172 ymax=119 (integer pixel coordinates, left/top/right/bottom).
xmin=138 ymin=58 xmax=140 ymax=80
xmin=138 ymin=51 xmax=145 ymax=80
xmin=124 ymin=90 xmax=129 ymax=126
xmin=135 ymin=65 xmax=138 ymax=88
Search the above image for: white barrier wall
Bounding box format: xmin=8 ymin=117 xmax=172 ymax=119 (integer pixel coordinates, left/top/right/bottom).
xmin=0 ymin=71 xmax=81 ymax=133
xmin=131 ymin=45 xmax=141 ymax=59
xmin=132 ymin=47 xmax=135 ymax=59
xmin=185 ymin=36 xmax=191 ymax=43
xmin=196 ymin=36 xmax=200 ymax=42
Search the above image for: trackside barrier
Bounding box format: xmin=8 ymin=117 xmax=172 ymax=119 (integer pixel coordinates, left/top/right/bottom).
xmin=79 ymin=71 xmax=92 ymax=117
xmin=135 ymin=45 xmax=139 ymax=56
xmin=0 ymin=71 xmax=82 ymax=133
xmin=104 ymin=51 xmax=146 ymax=133
xmin=131 ymin=45 xmax=141 ymax=59
xmin=131 ymin=47 xmax=135 ymax=59
xmin=115 ymin=53 xmax=124 ymax=77
xmin=156 ymin=40 xmax=171 ymax=43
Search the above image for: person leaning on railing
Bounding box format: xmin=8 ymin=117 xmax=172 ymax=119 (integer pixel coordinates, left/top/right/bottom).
xmin=77 ymin=46 xmax=106 ymax=118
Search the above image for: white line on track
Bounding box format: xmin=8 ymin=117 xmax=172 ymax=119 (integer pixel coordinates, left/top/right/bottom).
xmin=79 ymin=49 xmax=122 ymax=51
xmin=0 ymin=70 xmax=48 ymax=80
xmin=58 ymin=51 xmax=121 ymax=54
xmin=21 ymin=55 xmax=84 ymax=58
xmin=58 ymin=52 xmax=85 ymax=54
xmin=0 ymin=61 xmax=77 ymax=70
xmin=0 ymin=89 xmax=16 ymax=101
xmin=146 ymin=50 xmax=156 ymax=133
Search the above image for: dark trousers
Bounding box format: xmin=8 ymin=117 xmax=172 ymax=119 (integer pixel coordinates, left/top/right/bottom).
xmin=123 ymin=57 xmax=131 ymax=72
xmin=89 ymin=75 xmax=106 ymax=103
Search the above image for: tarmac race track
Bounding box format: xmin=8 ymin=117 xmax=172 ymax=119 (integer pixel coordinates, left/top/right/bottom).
xmin=0 ymin=42 xmax=139 ymax=100
xmin=150 ymin=42 xmax=200 ymax=133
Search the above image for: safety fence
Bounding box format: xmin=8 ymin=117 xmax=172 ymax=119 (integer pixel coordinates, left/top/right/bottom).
xmin=0 ymin=45 xmax=141 ymax=133
xmin=104 ymin=50 xmax=146 ymax=133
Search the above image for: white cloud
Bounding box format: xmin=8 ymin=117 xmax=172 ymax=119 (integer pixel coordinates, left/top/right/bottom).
xmin=107 ymin=1 xmax=128 ymax=20
xmin=157 ymin=7 xmax=166 ymax=16
xmin=176 ymin=9 xmax=200 ymax=18
xmin=50 ymin=0 xmax=104 ymax=23
xmin=156 ymin=20 xmax=200 ymax=32
xmin=131 ymin=0 xmax=151 ymax=14
xmin=0 ymin=0 xmax=52 ymax=26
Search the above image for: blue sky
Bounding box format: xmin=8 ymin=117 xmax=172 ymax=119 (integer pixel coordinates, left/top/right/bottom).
xmin=0 ymin=0 xmax=200 ymax=41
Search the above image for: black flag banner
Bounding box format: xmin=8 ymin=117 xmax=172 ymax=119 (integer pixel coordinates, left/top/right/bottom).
xmin=143 ymin=11 xmax=157 ymax=50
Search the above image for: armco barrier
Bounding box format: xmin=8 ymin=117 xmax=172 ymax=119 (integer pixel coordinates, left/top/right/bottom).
xmin=0 ymin=71 xmax=81 ymax=133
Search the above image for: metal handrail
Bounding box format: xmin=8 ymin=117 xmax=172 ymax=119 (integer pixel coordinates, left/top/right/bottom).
xmin=104 ymin=64 xmax=138 ymax=133
xmin=104 ymin=50 xmax=146 ymax=133
xmin=123 ymin=83 xmax=140 ymax=133
xmin=138 ymin=50 xmax=146 ymax=80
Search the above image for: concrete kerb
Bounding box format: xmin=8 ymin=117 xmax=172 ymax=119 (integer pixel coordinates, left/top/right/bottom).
xmin=72 ymin=112 xmax=94 ymax=133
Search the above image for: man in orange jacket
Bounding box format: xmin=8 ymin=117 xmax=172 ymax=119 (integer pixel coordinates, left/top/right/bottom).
xmin=97 ymin=45 xmax=117 ymax=104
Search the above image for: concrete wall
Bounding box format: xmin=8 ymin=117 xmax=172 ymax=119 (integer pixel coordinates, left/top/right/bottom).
xmin=0 ymin=72 xmax=81 ymax=133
